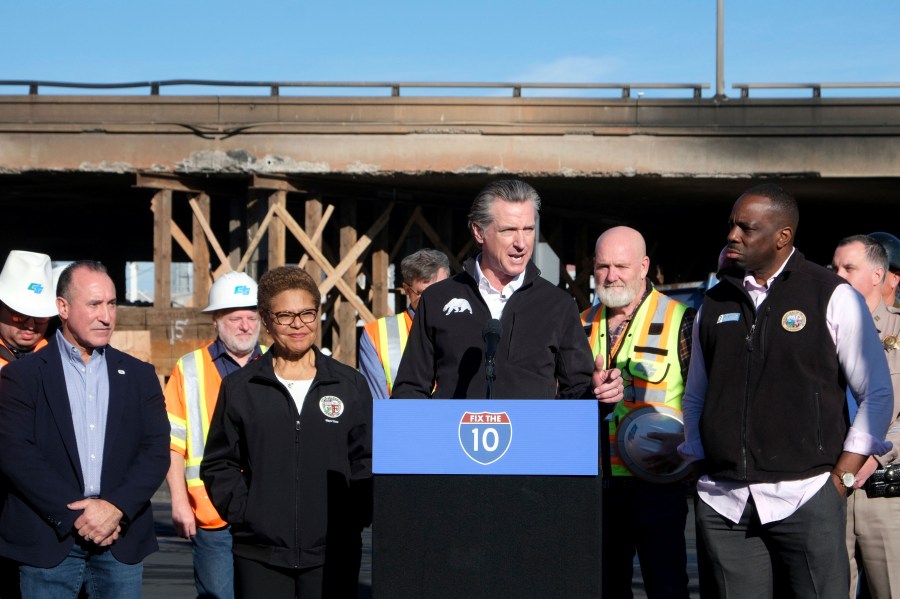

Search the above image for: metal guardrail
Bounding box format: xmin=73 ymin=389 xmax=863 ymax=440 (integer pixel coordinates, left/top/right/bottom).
xmin=0 ymin=79 xmax=709 ymax=98
xmin=733 ymin=82 xmax=900 ymax=99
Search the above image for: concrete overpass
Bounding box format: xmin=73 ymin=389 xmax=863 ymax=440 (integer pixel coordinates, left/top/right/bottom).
xmin=1 ymin=84 xmax=898 ymax=369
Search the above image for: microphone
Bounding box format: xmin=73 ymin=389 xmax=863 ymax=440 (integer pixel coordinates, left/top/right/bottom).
xmin=482 ymin=318 xmax=503 ymax=365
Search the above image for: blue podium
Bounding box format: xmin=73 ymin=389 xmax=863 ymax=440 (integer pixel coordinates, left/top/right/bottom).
xmin=373 ymin=400 xmax=602 ymax=598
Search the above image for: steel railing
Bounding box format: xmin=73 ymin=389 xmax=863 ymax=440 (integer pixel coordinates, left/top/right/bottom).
xmin=0 ymin=79 xmax=708 ymax=98
xmin=733 ymin=82 xmax=900 ymax=99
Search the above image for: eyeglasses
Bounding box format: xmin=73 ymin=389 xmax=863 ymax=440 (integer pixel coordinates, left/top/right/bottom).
xmin=8 ymin=312 xmax=51 ymax=326
xmin=268 ymin=309 xmax=318 ymax=326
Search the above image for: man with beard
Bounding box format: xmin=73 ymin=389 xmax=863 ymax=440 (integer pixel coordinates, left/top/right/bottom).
xmin=680 ymin=184 xmax=893 ymax=598
xmin=581 ymin=226 xmax=694 ymax=599
xmin=165 ymin=271 xmax=265 ymax=599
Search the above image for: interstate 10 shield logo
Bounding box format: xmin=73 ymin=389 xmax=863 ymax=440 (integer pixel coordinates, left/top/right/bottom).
xmin=458 ymin=412 xmax=512 ymax=465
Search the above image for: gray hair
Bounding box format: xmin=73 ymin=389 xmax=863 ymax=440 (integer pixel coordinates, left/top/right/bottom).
xmin=400 ymin=249 xmax=450 ymax=284
xmin=57 ymin=260 xmax=109 ymax=300
xmin=837 ymin=234 xmax=889 ymax=281
xmin=467 ymin=180 xmax=541 ymax=234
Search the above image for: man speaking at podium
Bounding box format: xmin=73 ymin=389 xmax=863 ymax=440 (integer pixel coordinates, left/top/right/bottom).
xmin=392 ymin=179 xmax=623 ymax=403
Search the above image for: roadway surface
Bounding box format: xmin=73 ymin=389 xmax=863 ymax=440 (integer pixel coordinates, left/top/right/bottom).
xmin=143 ymin=486 xmax=699 ymax=598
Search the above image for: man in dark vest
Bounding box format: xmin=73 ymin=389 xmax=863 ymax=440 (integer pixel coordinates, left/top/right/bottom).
xmin=679 ymin=184 xmax=893 ymax=598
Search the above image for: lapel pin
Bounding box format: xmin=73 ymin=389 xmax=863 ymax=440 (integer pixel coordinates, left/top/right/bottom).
xmin=118 ymin=369 xmax=126 ymax=375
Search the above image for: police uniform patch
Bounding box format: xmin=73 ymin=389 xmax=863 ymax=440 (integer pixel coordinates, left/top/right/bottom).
xmin=319 ymin=396 xmax=344 ymax=418
xmin=781 ymin=310 xmax=807 ymax=332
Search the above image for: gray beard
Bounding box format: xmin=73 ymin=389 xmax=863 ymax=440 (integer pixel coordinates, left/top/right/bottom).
xmin=596 ymin=284 xmax=637 ymax=309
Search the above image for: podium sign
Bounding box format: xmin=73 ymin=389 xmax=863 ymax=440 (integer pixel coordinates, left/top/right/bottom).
xmin=374 ymin=399 xmax=598 ymax=475
xmin=373 ymin=400 xmax=602 ymax=598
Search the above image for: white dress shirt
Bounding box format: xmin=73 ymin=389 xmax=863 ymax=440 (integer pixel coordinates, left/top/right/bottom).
xmin=474 ymin=255 xmax=525 ymax=320
xmin=679 ymin=250 xmax=893 ymax=524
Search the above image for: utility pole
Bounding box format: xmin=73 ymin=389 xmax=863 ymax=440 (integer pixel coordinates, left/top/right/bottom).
xmin=716 ymin=0 xmax=725 ymax=100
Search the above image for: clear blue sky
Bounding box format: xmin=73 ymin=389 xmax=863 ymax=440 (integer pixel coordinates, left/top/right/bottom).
xmin=4 ymin=1 xmax=900 ymax=98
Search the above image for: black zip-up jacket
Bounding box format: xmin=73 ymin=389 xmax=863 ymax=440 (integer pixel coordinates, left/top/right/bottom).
xmin=391 ymin=258 xmax=595 ymax=399
xmin=698 ymin=251 xmax=848 ymax=482
xmin=200 ymin=348 xmax=373 ymax=570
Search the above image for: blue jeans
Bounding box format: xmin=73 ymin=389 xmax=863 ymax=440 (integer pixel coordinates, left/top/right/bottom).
xmin=19 ymin=544 xmax=142 ymax=599
xmin=193 ymin=526 xmax=234 ymax=599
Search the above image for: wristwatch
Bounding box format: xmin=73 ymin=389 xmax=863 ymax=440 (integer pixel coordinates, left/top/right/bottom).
xmin=837 ymin=471 xmax=856 ymax=488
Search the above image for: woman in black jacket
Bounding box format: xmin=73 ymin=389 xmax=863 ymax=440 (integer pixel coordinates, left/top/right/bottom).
xmin=201 ymin=266 xmax=373 ymax=598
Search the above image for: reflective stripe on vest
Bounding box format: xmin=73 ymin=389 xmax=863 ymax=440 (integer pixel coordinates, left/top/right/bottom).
xmin=582 ymin=289 xmax=687 ymax=476
xmin=180 ymin=349 xmax=214 ymax=487
xmin=366 ymin=313 xmax=412 ymax=395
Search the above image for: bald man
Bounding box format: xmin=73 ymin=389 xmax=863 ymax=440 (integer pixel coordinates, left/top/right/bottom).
xmin=581 ymin=226 xmax=695 ymax=599
xmin=680 ymin=184 xmax=893 ymax=599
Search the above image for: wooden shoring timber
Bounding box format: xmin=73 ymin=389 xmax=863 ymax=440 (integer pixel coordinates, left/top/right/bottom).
xmin=298 ymin=203 xmax=334 ymax=268
xmin=152 ymin=189 xmax=172 ymax=307
xmin=388 ymin=206 xmax=464 ymax=273
xmin=338 ymin=199 xmax=358 ymax=365
xmin=149 ymin=196 xmax=193 ymax=258
xmin=192 ymin=193 xmax=212 ymax=308
xmin=317 ymin=202 xmax=394 ymax=296
xmin=304 ymin=196 xmax=325 ymax=348
xmin=272 ymin=203 xmax=376 ymax=322
xmin=237 ymin=203 xmax=278 ymax=273
xmin=412 ymin=208 xmax=463 ymax=273
xmin=370 ymin=222 xmax=389 ymax=318
xmin=268 ymin=190 xmax=287 ymax=270
xmin=188 ymin=197 xmax=232 ymax=278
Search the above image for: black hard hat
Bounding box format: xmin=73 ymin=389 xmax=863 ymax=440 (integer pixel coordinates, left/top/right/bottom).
xmin=869 ymin=232 xmax=900 ymax=271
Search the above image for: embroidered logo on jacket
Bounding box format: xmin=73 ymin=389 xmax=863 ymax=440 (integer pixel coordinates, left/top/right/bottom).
xmin=443 ymin=298 xmax=473 ymax=315
xmin=781 ymin=310 xmax=807 ymax=332
xmin=319 ymin=396 xmax=344 ymax=418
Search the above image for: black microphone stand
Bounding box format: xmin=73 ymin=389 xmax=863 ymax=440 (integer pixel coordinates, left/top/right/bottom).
xmin=485 ymin=356 xmax=496 ymax=400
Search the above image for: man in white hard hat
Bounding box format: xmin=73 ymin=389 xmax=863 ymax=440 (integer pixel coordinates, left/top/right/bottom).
xmin=0 ymin=250 xmax=57 ymax=370
xmin=164 ymin=271 xmax=265 ymax=599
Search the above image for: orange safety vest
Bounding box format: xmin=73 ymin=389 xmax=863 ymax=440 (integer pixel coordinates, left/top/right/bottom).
xmin=165 ymin=342 xmax=265 ymax=528
xmin=0 ymin=337 xmax=49 ymax=370
xmin=581 ymin=288 xmax=687 ymax=476
xmin=363 ymin=312 xmax=413 ymax=397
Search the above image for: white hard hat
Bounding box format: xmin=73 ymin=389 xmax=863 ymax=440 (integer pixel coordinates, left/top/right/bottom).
xmin=616 ymin=403 xmax=691 ymax=484
xmin=202 ymin=271 xmax=258 ymax=313
xmin=0 ymin=250 xmax=58 ymax=318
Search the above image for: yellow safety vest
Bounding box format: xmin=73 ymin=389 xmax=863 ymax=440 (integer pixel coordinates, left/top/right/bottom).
xmin=363 ymin=312 xmax=413 ymax=396
xmin=581 ymin=289 xmax=687 ymax=477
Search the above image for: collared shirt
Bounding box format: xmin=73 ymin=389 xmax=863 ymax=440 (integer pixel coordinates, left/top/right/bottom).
xmin=56 ymin=329 xmax=110 ymax=497
xmin=474 ymin=255 xmax=525 ymax=320
xmin=679 ymin=249 xmax=893 ymax=524
xmin=207 ymin=337 xmax=264 ymax=381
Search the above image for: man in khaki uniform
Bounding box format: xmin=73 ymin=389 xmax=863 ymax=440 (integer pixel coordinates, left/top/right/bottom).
xmin=832 ymin=234 xmax=900 ymax=599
